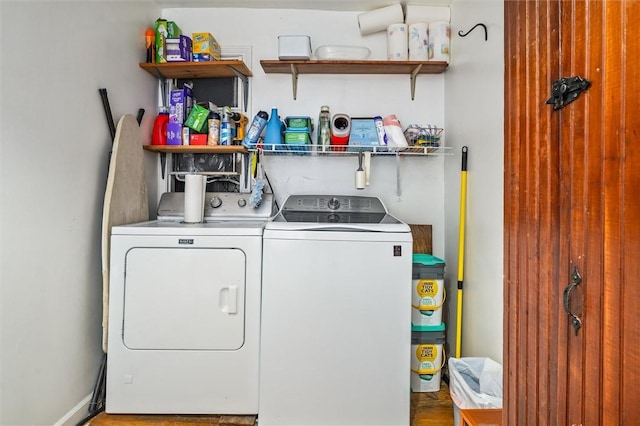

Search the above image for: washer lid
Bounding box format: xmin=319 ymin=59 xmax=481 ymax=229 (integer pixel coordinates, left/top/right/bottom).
xmin=270 ymin=194 xmax=408 ymax=229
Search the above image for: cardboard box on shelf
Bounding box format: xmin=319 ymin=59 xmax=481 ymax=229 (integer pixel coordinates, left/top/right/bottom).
xmin=166 ymin=35 xmax=192 ymax=62
xmin=169 ymin=84 xmax=193 ymax=124
xmin=184 ymin=104 xmax=211 ymax=133
xmin=167 ymin=21 xmax=182 ymax=38
xmin=167 ymin=122 xmax=183 ymax=145
xmin=190 ymin=133 xmax=207 ymax=145
xmin=154 ymin=19 xmax=168 ymax=63
xmin=192 ymin=32 xmax=221 ymax=60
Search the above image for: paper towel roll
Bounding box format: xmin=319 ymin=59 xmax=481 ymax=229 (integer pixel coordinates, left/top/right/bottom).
xmin=429 ymin=21 xmax=451 ymax=62
xmin=184 ymin=174 xmax=206 ymax=223
xmin=408 ymin=23 xmax=429 ymax=60
xmin=358 ymin=3 xmax=404 ymax=36
xmin=405 ymin=5 xmax=451 ymax=25
xmin=387 ymin=23 xmax=408 ymax=61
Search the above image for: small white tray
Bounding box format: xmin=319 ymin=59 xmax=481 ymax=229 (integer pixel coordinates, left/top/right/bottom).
xmin=315 ymin=45 xmax=371 ymax=60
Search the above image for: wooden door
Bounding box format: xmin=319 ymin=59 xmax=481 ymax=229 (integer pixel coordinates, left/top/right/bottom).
xmin=504 ymin=1 xmax=640 ymax=424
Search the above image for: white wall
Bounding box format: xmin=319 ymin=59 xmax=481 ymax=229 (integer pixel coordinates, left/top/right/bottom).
xmin=0 ymin=2 xmax=158 ymax=424
xmin=162 ymin=7 xmax=448 ymax=255
xmin=444 ymin=0 xmax=504 ymax=362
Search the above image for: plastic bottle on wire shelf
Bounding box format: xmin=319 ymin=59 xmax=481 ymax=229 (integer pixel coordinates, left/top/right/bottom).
xmin=207 ymin=112 xmax=220 ymax=145
xmin=317 ymin=105 xmax=331 ymax=152
xmin=242 ymin=110 xmax=269 ymax=147
xmin=264 ymin=107 xmax=283 ymax=150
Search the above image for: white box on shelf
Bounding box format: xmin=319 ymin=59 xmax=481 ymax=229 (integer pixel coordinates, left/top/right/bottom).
xmin=278 ymin=35 xmax=312 ymax=60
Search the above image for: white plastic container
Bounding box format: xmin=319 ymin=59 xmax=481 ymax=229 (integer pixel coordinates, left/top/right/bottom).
xmin=278 ymin=35 xmax=312 ymax=60
xmin=315 ymin=45 xmax=371 ymax=60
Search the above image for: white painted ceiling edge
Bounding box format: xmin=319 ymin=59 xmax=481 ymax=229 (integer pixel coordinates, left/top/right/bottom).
xmin=153 ymin=0 xmax=451 ymax=11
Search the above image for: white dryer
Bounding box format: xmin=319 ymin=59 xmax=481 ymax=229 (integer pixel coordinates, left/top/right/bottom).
xmin=106 ymin=192 xmax=273 ymax=414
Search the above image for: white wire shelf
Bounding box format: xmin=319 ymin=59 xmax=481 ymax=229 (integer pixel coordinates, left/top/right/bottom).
xmin=169 ymin=171 xmax=240 ymax=177
xmin=250 ymin=144 xmax=452 ymax=156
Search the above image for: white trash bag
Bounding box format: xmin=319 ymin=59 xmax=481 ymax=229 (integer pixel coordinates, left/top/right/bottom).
xmin=448 ymin=357 xmax=503 ymax=424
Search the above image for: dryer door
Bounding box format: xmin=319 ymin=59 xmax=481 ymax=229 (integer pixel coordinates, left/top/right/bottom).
xmin=122 ymin=247 xmax=245 ymax=350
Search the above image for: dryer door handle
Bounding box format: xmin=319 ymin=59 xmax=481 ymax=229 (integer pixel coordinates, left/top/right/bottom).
xmin=220 ymin=285 xmax=238 ymax=314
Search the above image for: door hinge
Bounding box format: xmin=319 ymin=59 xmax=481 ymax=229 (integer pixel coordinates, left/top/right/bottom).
xmin=546 ymin=76 xmax=591 ymax=110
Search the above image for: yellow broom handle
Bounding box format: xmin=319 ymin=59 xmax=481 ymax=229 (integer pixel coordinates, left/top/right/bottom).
xmin=456 ymin=146 xmax=468 ymax=358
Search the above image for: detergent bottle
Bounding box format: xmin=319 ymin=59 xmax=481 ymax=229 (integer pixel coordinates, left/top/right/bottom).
xmin=263 ymin=107 xmax=283 ymax=150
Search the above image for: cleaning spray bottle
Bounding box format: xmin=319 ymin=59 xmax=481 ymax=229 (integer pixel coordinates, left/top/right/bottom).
xmin=242 ymin=110 xmax=269 ymax=147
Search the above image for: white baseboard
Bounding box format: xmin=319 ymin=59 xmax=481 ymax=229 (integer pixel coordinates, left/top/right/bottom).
xmin=54 ymin=393 xmax=92 ymax=426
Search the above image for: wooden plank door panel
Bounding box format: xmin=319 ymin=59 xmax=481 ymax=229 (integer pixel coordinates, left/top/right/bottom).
xmin=603 ymin=2 xmax=640 ymax=423
xmin=504 ymin=0 xmax=640 ymax=424
xmin=504 ymin=1 xmax=564 ymax=425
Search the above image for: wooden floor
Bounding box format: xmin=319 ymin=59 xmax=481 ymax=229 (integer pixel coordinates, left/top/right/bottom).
xmin=88 ymin=383 xmax=454 ymax=426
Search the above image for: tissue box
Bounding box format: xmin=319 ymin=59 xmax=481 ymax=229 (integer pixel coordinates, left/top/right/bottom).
xmin=192 ymin=32 xmax=221 ymax=60
xmin=166 ymin=35 xmax=192 ymax=62
xmin=278 ymin=35 xmax=312 ymax=60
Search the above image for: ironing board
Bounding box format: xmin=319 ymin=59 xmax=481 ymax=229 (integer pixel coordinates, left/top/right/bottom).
xmin=101 ymin=114 xmax=149 ymax=352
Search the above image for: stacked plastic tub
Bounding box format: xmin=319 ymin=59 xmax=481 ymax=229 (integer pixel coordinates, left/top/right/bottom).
xmin=410 ymin=254 xmax=446 ymax=392
xmin=284 ymin=116 xmax=312 ymax=153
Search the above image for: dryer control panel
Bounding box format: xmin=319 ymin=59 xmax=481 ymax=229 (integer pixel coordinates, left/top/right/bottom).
xmin=157 ymin=192 xmax=275 ymax=221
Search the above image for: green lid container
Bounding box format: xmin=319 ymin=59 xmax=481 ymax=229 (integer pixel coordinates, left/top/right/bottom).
xmin=411 ymin=322 xmax=446 ymax=344
xmin=413 ymin=254 xmax=445 ymax=279
xmin=285 ymin=116 xmax=313 ymax=129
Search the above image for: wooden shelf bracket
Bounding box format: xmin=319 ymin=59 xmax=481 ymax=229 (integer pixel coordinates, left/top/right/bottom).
xmin=290 ymin=63 xmax=299 ymax=100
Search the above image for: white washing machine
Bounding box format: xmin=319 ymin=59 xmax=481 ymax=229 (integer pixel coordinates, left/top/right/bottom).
xmin=106 ymin=192 xmax=273 ymax=414
xmin=259 ymin=195 xmax=413 ymax=426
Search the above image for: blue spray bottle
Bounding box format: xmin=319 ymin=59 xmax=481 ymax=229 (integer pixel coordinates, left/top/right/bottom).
xmin=242 ymin=110 xmax=269 ymax=147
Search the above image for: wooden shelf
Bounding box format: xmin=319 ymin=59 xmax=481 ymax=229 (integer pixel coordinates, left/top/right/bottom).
xmin=260 ymin=59 xmax=448 ymax=75
xmin=143 ymin=145 xmax=248 ymax=154
xmin=259 ymin=59 xmax=448 ymax=100
xmin=139 ymin=60 xmax=253 ymax=80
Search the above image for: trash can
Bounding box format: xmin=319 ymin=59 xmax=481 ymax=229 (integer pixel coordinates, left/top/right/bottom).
xmin=448 ymin=357 xmax=503 ymax=426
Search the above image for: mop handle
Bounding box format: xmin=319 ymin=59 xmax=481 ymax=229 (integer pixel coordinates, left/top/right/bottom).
xmin=456 ymin=146 xmax=468 ymax=359
xmin=458 ymin=146 xmax=468 ymax=283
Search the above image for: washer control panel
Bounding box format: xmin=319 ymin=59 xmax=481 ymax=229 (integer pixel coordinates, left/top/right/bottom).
xmin=282 ymin=195 xmax=386 ymax=214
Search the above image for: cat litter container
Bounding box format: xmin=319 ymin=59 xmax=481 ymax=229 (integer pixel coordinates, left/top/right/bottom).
xmin=412 ymin=254 xmax=446 ymax=326
xmin=411 ymin=323 xmax=446 ymax=392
